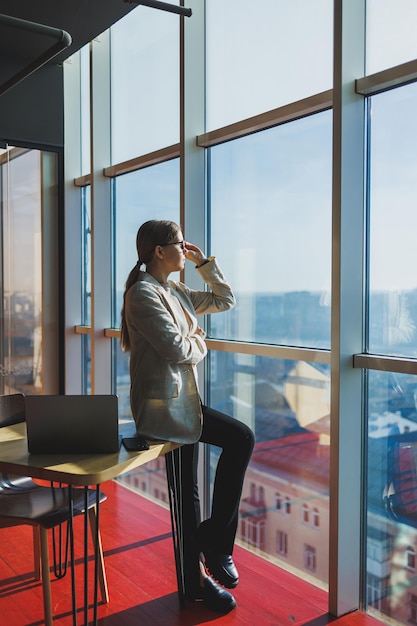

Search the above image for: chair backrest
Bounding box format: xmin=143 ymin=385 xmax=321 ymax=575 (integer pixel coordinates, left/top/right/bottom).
xmin=0 ymin=393 xmax=25 ymax=427
xmin=0 ymin=394 xmax=26 ymax=488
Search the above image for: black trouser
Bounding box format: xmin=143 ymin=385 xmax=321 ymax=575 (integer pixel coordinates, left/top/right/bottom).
xmin=179 ymin=405 xmax=255 ymax=592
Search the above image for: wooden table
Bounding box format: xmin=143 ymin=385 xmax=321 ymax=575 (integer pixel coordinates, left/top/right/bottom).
xmin=0 ymin=421 xmax=183 ymax=625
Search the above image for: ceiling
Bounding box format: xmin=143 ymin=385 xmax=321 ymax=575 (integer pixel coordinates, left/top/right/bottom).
xmin=0 ymin=0 xmax=137 ymax=95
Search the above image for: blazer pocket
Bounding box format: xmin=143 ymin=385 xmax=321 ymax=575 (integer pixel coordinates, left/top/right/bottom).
xmin=143 ymin=379 xmax=180 ymax=399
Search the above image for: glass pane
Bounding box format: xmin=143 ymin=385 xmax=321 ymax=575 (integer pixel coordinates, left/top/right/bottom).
xmin=113 ymin=159 xmax=180 ymax=328
xmin=82 ymin=334 xmax=91 ymax=395
xmin=209 ymin=351 xmax=330 ymax=586
xmin=80 ymin=45 xmax=91 ymax=176
xmin=81 ymin=186 xmax=91 ymax=327
xmin=206 ymin=0 xmax=333 ymax=131
xmin=366 ymin=0 xmax=417 ymax=75
xmin=0 ymin=149 xmax=56 ymax=395
xmin=209 ymin=112 xmax=332 ymax=349
xmin=368 ymin=84 xmax=417 ymax=357
xmin=80 ymin=186 xmax=91 ymax=394
xmin=113 ymin=160 xmax=180 ymax=496
xmin=110 ymin=5 xmax=180 ymax=162
xmin=366 ymin=370 xmax=417 ymax=625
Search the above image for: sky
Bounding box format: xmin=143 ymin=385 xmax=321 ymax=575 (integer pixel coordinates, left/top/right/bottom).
xmin=4 ymin=0 xmax=417 ymax=299
xmin=110 ymin=0 xmax=417 ymax=295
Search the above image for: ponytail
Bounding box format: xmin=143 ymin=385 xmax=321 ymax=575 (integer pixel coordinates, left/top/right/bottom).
xmin=121 ymin=219 xmax=181 ymax=351
xmin=120 ymin=262 xmax=141 ymax=352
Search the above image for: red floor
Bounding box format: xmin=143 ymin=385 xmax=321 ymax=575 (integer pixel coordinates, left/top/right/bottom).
xmin=0 ymin=480 xmax=385 ymax=626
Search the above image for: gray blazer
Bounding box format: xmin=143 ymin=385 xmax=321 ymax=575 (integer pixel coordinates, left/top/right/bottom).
xmin=125 ymin=258 xmax=235 ymax=443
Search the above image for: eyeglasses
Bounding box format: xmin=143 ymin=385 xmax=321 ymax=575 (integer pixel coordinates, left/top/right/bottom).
xmin=160 ymin=240 xmax=185 ymax=251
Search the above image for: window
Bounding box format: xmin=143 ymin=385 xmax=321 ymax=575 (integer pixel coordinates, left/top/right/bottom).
xmin=0 ymin=148 xmax=60 ymax=396
xmin=368 ymin=534 xmax=392 ymax=564
xmin=367 ymin=573 xmax=388 ymax=611
xmin=367 ymin=84 xmax=417 ymax=358
xmin=112 ymin=160 xmax=180 ymax=504
xmin=205 ymin=0 xmax=333 ymax=130
xmin=302 ymin=504 xmax=309 ymax=524
xmin=304 ymin=544 xmax=316 ymax=572
xmin=366 ymin=1 xmax=417 ymax=75
xmin=59 ymin=3 xmax=417 ymax=621
xmin=208 ymin=113 xmax=332 ymax=349
xmin=275 ymin=493 xmax=282 ymax=511
xmin=110 ymin=6 xmax=179 ymax=161
xmin=274 ymin=494 xmax=293 ymax=516
xmin=113 ymin=159 xmax=180 ymax=420
xmin=241 ymin=517 xmax=266 ymax=551
xmin=276 ymin=530 xmax=288 ymax=557
xmin=406 ymin=546 xmax=416 ymax=572
xmin=247 ymin=483 xmax=265 ymax=507
xmin=208 ymin=351 xmax=330 ymax=583
xmin=365 ymin=79 xmax=417 ymax=624
xmin=284 ymin=498 xmax=291 ymax=516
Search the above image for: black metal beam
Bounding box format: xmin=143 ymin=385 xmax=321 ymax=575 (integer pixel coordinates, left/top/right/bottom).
xmin=124 ymin=0 xmax=192 ymax=18
xmin=0 ymin=14 xmax=72 ymax=97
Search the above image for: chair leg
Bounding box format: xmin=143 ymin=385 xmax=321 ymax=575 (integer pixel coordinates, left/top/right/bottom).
xmin=39 ymin=526 xmax=53 ymax=626
xmin=32 ymin=525 xmax=41 ymax=581
xmin=88 ymin=507 xmax=109 ymax=604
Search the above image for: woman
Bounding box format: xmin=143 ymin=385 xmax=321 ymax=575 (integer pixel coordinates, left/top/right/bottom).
xmin=120 ymin=219 xmax=254 ymax=614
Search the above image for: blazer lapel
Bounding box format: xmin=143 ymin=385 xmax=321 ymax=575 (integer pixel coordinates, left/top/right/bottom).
xmin=138 ymin=272 xmax=196 ymax=332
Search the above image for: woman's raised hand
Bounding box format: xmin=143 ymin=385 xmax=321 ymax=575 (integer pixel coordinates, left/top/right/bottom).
xmin=184 ymin=242 xmax=208 ymax=267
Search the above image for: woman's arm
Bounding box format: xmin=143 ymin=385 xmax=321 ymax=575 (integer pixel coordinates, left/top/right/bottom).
xmin=126 ymin=281 xmax=207 ymax=365
xmin=176 ymin=257 xmax=236 ymax=316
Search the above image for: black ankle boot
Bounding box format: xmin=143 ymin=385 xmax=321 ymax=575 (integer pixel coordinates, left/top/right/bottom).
xmin=202 ymin=551 xmax=239 ymax=588
xmin=186 ymin=576 xmax=237 ymax=613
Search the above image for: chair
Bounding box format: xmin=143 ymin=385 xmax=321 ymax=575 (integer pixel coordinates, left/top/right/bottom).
xmin=0 ymin=393 xmax=108 ymax=626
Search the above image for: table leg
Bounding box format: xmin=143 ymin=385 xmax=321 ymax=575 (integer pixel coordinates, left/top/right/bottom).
xmin=84 ymin=485 xmax=101 ymax=626
xmin=39 ymin=527 xmax=53 ymax=626
xmin=165 ymin=448 xmax=185 ymax=607
xmin=83 ymin=488 xmax=89 ymax=625
xmin=68 ymin=485 xmax=102 ymax=625
xmin=93 ymin=485 xmax=100 ymax=625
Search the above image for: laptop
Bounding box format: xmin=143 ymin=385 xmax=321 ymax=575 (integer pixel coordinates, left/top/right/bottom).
xmin=25 ymin=394 xmax=120 ymax=454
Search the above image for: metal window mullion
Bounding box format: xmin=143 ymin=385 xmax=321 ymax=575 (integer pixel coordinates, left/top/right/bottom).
xmin=181 ymin=0 xmax=207 ymax=516
xmin=103 ymin=144 xmax=181 ymax=178
xmin=63 ymin=53 xmax=84 ymax=394
xmin=353 ymin=354 xmax=417 ymax=375
xmin=205 ymin=339 xmax=330 ymax=363
xmin=90 ymin=33 xmax=112 ymax=394
xmin=356 ymin=58 xmax=417 ymax=97
xmin=74 ymin=174 xmax=91 ymax=187
xmin=330 ymin=0 xmax=366 ymax=616
xmin=197 ymin=89 xmax=333 ymax=148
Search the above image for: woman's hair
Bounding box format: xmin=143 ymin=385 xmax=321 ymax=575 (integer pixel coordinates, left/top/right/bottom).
xmin=120 ymin=220 xmax=180 ymax=351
